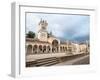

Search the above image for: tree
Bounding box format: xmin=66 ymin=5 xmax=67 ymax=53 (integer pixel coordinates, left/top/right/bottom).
xmin=26 ymin=31 xmax=35 ymax=38
xmin=47 ymin=31 xmax=52 ymax=38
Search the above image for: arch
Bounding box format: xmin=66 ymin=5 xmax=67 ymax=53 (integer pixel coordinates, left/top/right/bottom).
xmin=52 ymin=40 xmax=58 ymax=46
xmin=65 ymin=47 xmax=67 ymax=51
xmin=64 ymin=47 xmax=66 ymax=52
xmin=63 ymin=46 xmax=64 ymax=52
xmin=38 ymin=45 xmax=42 ymax=53
xmin=52 ymin=40 xmax=59 ymax=53
xmin=52 ymin=48 xmax=55 ymax=53
xmin=68 ymin=46 xmax=72 ymax=52
xmin=63 ymin=47 xmax=65 ymax=52
xmin=43 ymin=45 xmax=46 ymax=53
xmin=60 ymin=46 xmax=62 ymax=52
xmin=27 ymin=45 xmax=32 ymax=54
xmin=33 ymin=45 xmax=38 ymax=54
xmin=47 ymin=46 xmax=50 ymax=53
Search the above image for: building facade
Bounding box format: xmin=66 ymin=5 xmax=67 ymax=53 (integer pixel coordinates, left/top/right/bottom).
xmin=26 ymin=19 xmax=89 ymax=59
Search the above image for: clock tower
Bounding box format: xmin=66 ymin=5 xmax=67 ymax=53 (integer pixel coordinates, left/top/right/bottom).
xmin=37 ymin=19 xmax=48 ymax=42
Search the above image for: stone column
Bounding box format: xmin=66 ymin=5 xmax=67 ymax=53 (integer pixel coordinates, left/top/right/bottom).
xmin=46 ymin=45 xmax=47 ymax=54
xmin=31 ymin=45 xmax=33 ymax=54
xmin=36 ymin=45 xmax=39 ymax=54
xmin=50 ymin=46 xmax=52 ymax=53
xmin=58 ymin=46 xmax=60 ymax=53
xmin=25 ymin=45 xmax=27 ymax=55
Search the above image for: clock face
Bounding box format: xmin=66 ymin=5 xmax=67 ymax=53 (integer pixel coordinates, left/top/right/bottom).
xmin=38 ymin=32 xmax=47 ymax=41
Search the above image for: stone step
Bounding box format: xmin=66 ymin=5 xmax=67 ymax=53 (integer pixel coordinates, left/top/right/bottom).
xmin=26 ymin=54 xmax=88 ymax=67
xmin=36 ymin=57 xmax=58 ymax=62
xmin=35 ymin=57 xmax=59 ymax=66
xmin=35 ymin=59 xmax=58 ymax=66
xmin=26 ymin=61 xmax=36 ymax=67
xmin=42 ymin=60 xmax=59 ymax=66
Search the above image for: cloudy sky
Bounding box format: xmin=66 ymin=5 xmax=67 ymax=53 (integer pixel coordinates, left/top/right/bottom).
xmin=26 ymin=12 xmax=90 ymax=42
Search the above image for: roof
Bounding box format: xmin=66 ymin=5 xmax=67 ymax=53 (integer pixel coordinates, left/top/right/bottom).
xmin=26 ymin=38 xmax=50 ymax=44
